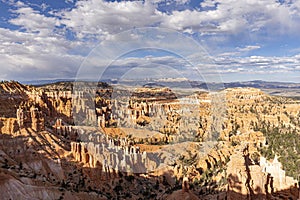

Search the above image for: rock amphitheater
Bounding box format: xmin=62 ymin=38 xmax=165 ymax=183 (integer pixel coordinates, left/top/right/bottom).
xmin=0 ymin=81 xmax=300 ymax=199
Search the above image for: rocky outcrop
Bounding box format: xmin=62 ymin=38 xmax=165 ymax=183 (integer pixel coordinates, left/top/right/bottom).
xmin=260 ymin=156 xmax=298 ymax=192
xmin=70 ymin=128 xmax=158 ymax=176
xmin=0 ymin=118 xmax=19 ymax=134
xmin=17 ymin=105 xmax=45 ymax=132
xmin=227 ymin=146 xmax=298 ymax=200
xmin=53 ymin=119 xmax=78 ymax=141
xmin=41 ymin=91 xmax=73 ymax=124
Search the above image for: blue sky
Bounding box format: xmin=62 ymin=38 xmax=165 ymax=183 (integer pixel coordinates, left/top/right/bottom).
xmin=0 ymin=0 xmax=300 ymax=82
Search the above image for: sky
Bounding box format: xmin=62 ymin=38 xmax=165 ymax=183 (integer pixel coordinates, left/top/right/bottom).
xmin=1 ymin=0 xmax=300 ymax=83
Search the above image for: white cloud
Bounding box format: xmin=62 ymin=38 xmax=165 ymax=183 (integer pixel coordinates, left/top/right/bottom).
xmin=56 ymin=0 xmax=300 ymax=42
xmin=161 ymin=0 xmax=300 ymax=35
xmin=200 ymin=0 xmax=218 ymax=8
xmin=153 ymin=0 xmax=190 ymax=5
xmin=236 ymin=45 xmax=261 ymax=52
xmin=213 ymin=54 xmax=300 ymax=76
xmin=6 ymin=0 xmax=300 ymax=39
xmin=217 ymin=45 xmax=261 ymax=57
xmin=60 ymin=0 xmax=162 ymax=39
xmin=59 ymin=0 xmax=300 ymax=37
xmin=0 ymin=1 xmax=85 ymax=81
xmin=9 ymin=3 xmax=59 ymax=36
xmin=0 ymin=28 xmax=84 ymax=80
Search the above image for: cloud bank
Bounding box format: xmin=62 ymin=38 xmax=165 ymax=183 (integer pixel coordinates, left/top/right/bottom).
xmin=0 ymin=0 xmax=299 ymax=82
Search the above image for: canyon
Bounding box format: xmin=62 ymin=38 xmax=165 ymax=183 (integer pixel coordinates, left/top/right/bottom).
xmin=0 ymin=80 xmax=300 ymax=199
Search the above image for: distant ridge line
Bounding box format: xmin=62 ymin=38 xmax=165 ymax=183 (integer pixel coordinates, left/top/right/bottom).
xmin=19 ymin=79 xmax=300 ymax=89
